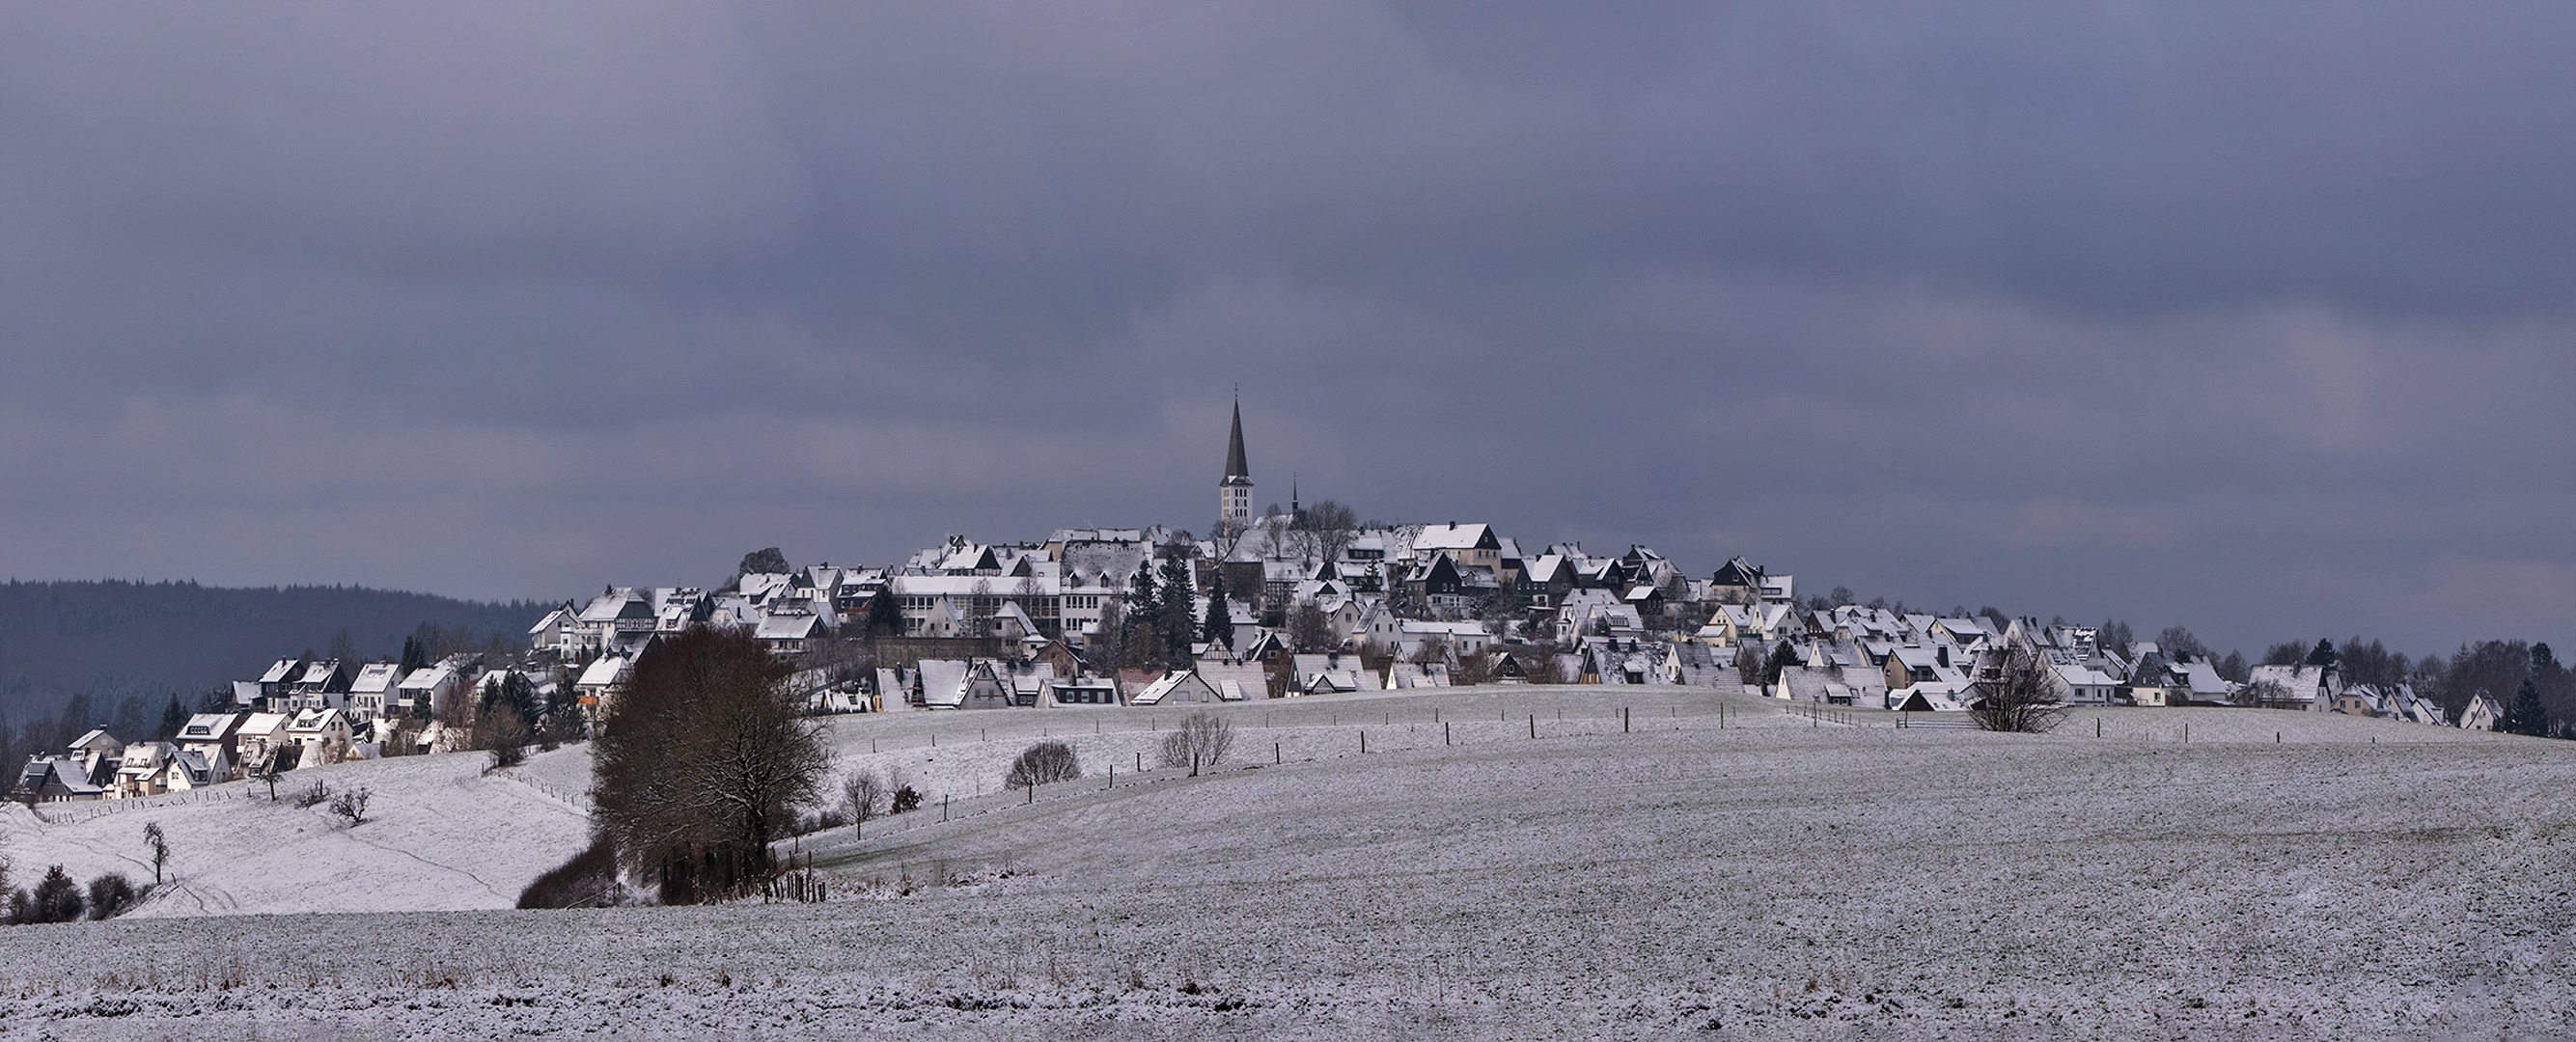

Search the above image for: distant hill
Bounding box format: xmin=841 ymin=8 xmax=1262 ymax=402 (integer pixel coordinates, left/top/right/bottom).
xmin=0 ymin=580 xmax=548 ymax=721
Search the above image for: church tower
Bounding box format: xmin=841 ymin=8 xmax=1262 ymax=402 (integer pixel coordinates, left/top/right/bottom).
xmin=1220 ymin=398 xmax=1253 ymax=532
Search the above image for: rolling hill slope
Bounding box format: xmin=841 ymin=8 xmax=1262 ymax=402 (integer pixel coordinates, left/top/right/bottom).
xmin=2 ymin=687 xmax=2571 ymax=1040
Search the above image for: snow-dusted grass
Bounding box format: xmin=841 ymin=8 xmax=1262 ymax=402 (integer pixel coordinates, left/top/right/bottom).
xmin=5 ymin=686 xmax=2573 ymax=1040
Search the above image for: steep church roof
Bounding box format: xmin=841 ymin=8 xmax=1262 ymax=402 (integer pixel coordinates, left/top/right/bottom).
xmin=1224 ymin=398 xmax=1250 ymax=483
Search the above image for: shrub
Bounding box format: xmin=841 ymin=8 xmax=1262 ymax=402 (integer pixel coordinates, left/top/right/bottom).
xmin=330 ymin=786 xmax=371 ymax=827
xmin=517 ymin=837 xmax=623 ymax=909
xmin=1157 ymin=712 xmax=1234 ymax=774
xmin=85 ymin=874 xmax=137 ymax=920
xmin=891 ymin=785 xmax=922 ymax=815
xmin=1005 ymin=741 xmax=1081 ymax=790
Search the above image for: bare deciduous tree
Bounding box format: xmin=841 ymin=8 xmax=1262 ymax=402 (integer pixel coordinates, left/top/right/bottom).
xmin=1454 ymin=652 xmax=1496 ymax=686
xmin=1157 ymin=712 xmax=1233 ymax=775
xmin=141 ymin=823 xmax=169 ymax=887
xmin=842 ymin=768 xmax=887 ymax=839
xmin=2234 ymin=677 xmax=2288 ymax=708
xmin=252 ymin=748 xmax=287 ymax=801
xmin=1295 ymin=501 xmax=1359 ymax=562
xmin=1971 ymin=646 xmax=2068 ymax=733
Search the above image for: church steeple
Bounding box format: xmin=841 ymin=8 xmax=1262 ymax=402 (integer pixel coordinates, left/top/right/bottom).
xmin=1220 ymin=396 xmax=1253 ymax=530
xmin=1224 ymin=398 xmax=1249 ymax=482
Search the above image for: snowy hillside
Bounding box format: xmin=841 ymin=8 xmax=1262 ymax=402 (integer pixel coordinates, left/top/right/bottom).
xmin=4 ymin=686 xmax=2573 ymax=1040
xmin=0 ymin=748 xmax=592 ymax=918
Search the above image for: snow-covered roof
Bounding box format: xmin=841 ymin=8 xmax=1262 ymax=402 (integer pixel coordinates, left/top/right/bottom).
xmin=398 ymin=665 xmax=457 ymax=693
xmin=237 ymin=712 xmax=291 ymax=736
xmin=1412 ymin=523 xmax=1494 ymax=551
xmin=917 ymin=660 xmax=970 ymax=709
xmin=349 ymin=663 xmax=402 ymax=694
xmin=575 ymin=656 xmax=629 ymax=688
xmin=1197 ymin=663 xmax=1268 ymax=700
xmin=179 ymin=713 xmax=242 ymax=741
xmin=755 ymin=611 xmax=821 ymax=641
xmin=287 ymin=708 xmax=346 ymax=733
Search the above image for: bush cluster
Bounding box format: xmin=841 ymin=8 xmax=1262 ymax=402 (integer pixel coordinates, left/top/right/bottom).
xmin=2 ymin=864 xmax=144 ymax=924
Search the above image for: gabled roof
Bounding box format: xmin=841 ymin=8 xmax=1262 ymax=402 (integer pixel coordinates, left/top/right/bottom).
xmin=1198 ymin=663 xmax=1269 ymax=700
xmin=260 ymin=658 xmax=303 ymax=684
xmin=1130 ymin=670 xmax=1222 ymax=706
xmin=755 ymin=611 xmax=821 ymax=641
xmin=1711 ymin=556 xmax=1764 ymax=587
xmin=236 ymin=712 xmax=291 ymax=736
xmin=179 ymin=713 xmax=242 ymax=742
xmin=349 ymin=662 xmax=402 ymax=694
xmin=1413 ymin=523 xmax=1495 ymax=551
xmin=576 ymin=656 xmax=630 ymax=688
xmin=577 ymin=588 xmax=643 ymax=622
xmin=164 ymin=750 xmax=216 ymax=785
xmin=398 ymin=665 xmax=457 ymax=692
xmin=287 ymin=708 xmax=347 ymax=733
xmin=917 ymin=660 xmax=971 ymax=708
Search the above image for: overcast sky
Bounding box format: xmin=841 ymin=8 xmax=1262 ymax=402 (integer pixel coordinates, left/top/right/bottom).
xmin=3 ymin=2 xmax=2572 ymax=659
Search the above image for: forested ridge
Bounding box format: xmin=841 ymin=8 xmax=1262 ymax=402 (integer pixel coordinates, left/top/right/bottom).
xmin=0 ymin=580 xmax=542 ymax=721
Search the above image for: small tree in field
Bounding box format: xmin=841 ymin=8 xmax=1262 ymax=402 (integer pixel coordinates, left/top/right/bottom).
xmin=1005 ymin=740 xmax=1081 ymax=790
xmin=476 ymin=702 xmax=532 ymax=770
xmin=253 ymin=748 xmax=289 ymax=801
xmin=1158 ymin=712 xmax=1234 ymax=775
xmin=330 ymin=786 xmax=372 ymax=827
xmin=843 ymin=768 xmax=887 ymax=839
xmin=1970 ymin=646 xmax=2068 ymax=733
xmin=142 ymin=822 xmax=170 ymax=886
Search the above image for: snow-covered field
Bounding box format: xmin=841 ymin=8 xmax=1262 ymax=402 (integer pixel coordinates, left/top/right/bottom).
xmin=4 ymin=686 xmax=2572 ymax=1040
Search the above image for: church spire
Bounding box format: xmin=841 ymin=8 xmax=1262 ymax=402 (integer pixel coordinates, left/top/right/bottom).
xmin=1224 ymin=397 xmax=1250 ymax=482
xmin=1220 ymin=394 xmax=1253 ymax=531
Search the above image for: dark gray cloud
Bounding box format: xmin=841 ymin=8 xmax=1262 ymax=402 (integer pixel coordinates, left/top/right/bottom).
xmin=2 ymin=1 xmax=2572 ymax=657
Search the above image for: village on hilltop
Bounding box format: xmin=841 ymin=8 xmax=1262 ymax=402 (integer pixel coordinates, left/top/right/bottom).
xmin=13 ymin=403 xmax=2498 ymax=804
